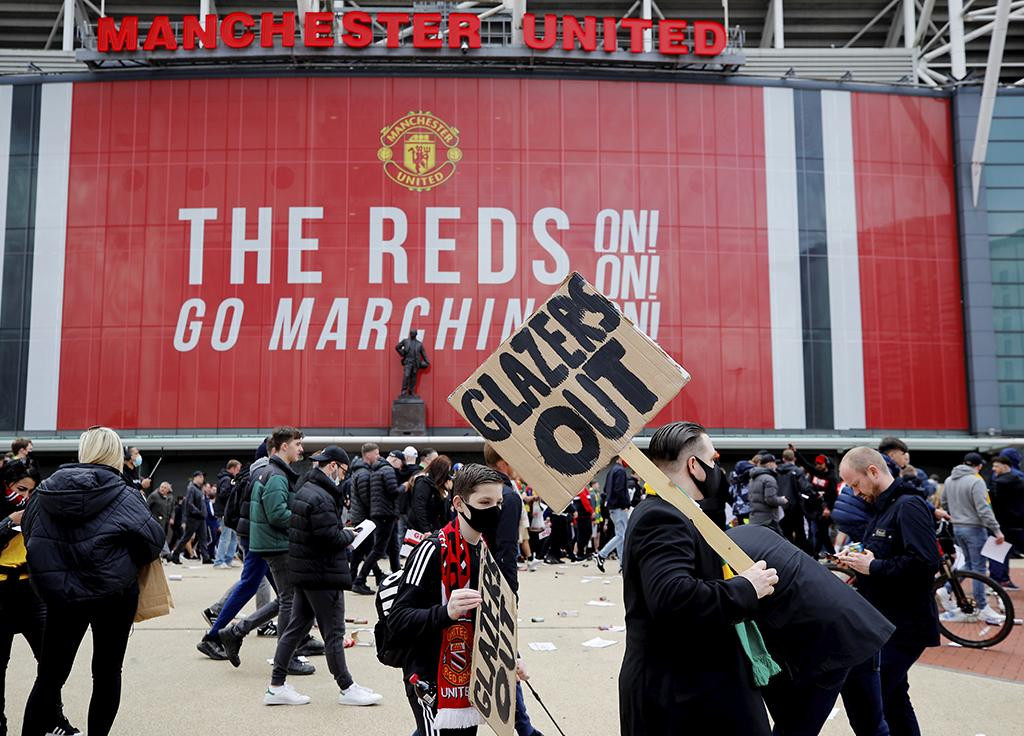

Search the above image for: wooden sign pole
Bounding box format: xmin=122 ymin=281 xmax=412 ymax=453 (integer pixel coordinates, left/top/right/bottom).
xmin=620 ymin=442 xmax=755 ymax=573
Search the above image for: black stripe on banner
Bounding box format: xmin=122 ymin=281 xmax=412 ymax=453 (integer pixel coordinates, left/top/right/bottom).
xmin=793 ymin=89 xmax=834 ymax=430
xmin=0 ymin=84 xmax=42 ymax=432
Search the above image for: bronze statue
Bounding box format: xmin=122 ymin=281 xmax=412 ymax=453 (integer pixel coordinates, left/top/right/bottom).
xmin=396 ymin=329 xmax=429 ymax=397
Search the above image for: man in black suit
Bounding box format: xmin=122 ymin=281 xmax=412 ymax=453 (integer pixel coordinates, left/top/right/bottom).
xmin=619 ymin=421 xmax=779 ymax=735
xmin=728 ymin=524 xmax=895 ymax=735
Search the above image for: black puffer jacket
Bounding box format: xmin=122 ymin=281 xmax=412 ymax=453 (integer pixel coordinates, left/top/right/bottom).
xmin=232 ymin=457 xmax=269 ymax=539
xmin=348 ymin=458 xmax=371 ymax=526
xmin=23 ymin=463 xmax=164 ymax=604
xmin=368 ymin=459 xmax=400 ymax=519
xmin=288 ymin=468 xmax=356 ymax=590
xmin=214 ymin=468 xmax=235 ymax=517
xmin=408 ymin=475 xmax=445 ymax=533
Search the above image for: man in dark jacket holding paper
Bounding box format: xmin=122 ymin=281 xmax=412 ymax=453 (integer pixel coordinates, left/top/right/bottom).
xmin=728 ymin=524 xmax=895 ymax=735
xmin=620 ymin=422 xmax=779 ymax=735
xmin=264 ymin=446 xmax=383 ymax=707
xmin=837 ymin=447 xmax=940 ymax=736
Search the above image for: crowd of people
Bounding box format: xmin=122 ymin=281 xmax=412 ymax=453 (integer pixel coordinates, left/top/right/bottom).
xmin=1 ymin=427 xmax=1022 ymax=736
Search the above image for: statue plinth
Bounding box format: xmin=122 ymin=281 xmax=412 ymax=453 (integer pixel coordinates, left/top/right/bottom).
xmin=392 ymin=395 xmax=426 ymax=435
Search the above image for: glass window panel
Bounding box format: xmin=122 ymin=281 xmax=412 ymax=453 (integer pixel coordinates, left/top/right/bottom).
xmin=1000 ymin=382 xmax=1024 ymax=405
xmin=993 ymin=308 xmax=1024 ymax=332
xmin=992 ymin=260 xmax=1023 ymax=283
xmin=989 ymin=212 xmax=1024 ymax=235
xmin=998 ymin=358 xmax=1024 ymax=381
xmin=989 ymin=142 xmax=1024 ymax=164
xmin=991 ymin=117 xmax=1024 ymax=141
xmin=991 ymin=236 xmax=1024 ymax=258
xmin=997 ymin=332 xmax=1024 ymax=355
xmin=986 ymin=166 xmax=1024 ymax=187
xmin=1001 ymin=406 xmax=1024 ymax=431
xmin=994 ymin=97 xmax=1024 ymax=116
xmin=992 ymin=284 xmax=1024 ymax=308
xmin=987 ymin=189 xmax=1024 ymax=211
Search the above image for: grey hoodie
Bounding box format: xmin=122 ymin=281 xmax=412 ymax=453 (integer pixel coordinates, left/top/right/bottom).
xmin=942 ymin=464 xmax=1001 ymax=534
xmin=749 ymin=466 xmax=786 ymax=526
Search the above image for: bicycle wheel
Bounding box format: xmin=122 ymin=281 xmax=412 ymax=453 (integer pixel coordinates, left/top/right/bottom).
xmin=933 ymin=570 xmax=1015 ymax=648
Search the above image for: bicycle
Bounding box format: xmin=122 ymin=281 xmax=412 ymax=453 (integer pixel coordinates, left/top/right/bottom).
xmin=932 ymin=521 xmax=1015 ymax=648
xmin=822 ymin=522 xmax=1015 ymax=649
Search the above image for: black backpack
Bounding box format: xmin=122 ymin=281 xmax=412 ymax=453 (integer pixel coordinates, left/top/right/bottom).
xmin=373 ymin=535 xmax=441 ymax=668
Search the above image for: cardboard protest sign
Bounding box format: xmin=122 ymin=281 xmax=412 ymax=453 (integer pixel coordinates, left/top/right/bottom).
xmin=449 ymin=272 xmax=755 ymax=572
xmin=448 ymin=272 xmax=690 ymax=511
xmin=470 ymin=543 xmax=518 ymax=736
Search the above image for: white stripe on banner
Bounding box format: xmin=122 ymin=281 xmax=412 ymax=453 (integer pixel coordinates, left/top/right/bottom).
xmin=763 ymin=87 xmax=807 ymax=430
xmin=0 ymin=86 xmax=12 ymax=308
xmin=821 ymin=90 xmax=866 ymax=430
xmin=24 ymin=83 xmax=73 ymax=431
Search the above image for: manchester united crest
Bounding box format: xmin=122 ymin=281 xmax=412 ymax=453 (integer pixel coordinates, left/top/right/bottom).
xmin=441 ymin=622 xmax=472 ymax=686
xmin=378 ymin=111 xmax=462 ymax=192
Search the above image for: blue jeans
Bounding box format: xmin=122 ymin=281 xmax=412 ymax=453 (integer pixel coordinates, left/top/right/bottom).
xmin=208 ymin=547 xmax=268 ymax=637
xmin=879 ymin=641 xmax=926 ymax=736
xmin=954 ymin=525 xmax=989 ymax=603
xmin=215 ymin=527 xmax=238 ymax=566
xmin=988 ymin=528 xmax=1023 ymax=582
xmin=598 ymin=508 xmax=630 ymax=561
xmin=515 ymin=681 xmax=537 ymax=736
xmin=840 ymin=652 xmax=889 ymax=735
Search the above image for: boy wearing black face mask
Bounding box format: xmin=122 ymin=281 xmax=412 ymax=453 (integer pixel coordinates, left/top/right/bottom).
xmin=619 ymin=422 xmax=779 ymax=735
xmin=388 ymin=464 xmax=506 ymax=735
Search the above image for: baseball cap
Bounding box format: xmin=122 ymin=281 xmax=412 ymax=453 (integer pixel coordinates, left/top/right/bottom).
xmin=760 ymin=453 xmax=777 ymax=464
xmin=388 ymin=450 xmax=405 ymax=461
xmin=191 ymin=470 xmax=205 ymax=479
xmin=815 ymin=454 xmax=827 ymax=465
xmin=964 ymin=452 xmax=985 ymax=466
xmin=311 ymin=445 xmax=350 ymax=466
xmin=403 ymin=445 xmax=418 ymax=460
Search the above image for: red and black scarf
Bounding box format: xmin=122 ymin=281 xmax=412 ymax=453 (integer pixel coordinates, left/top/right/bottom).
xmin=435 ymin=516 xmax=483 ymax=729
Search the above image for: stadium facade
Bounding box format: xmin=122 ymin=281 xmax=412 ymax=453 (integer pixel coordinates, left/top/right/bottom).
xmin=1 ymin=2 xmax=1023 ymax=457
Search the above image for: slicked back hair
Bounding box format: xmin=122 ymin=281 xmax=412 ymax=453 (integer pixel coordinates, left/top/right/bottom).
xmin=452 ymin=463 xmax=505 ymax=502
xmin=648 ymin=422 xmax=708 ymax=471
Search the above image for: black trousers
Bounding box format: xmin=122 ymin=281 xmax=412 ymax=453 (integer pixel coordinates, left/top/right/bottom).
xmin=0 ymin=581 xmax=53 ymax=735
xmin=22 ymin=585 xmax=138 ymax=736
xmin=272 ymin=587 xmax=353 ymax=689
xmin=547 ymin=514 xmax=571 ymax=559
xmin=575 ymin=516 xmax=593 ymax=558
xmin=357 ymin=517 xmax=397 ymax=584
xmin=172 ymin=518 xmax=207 ymax=559
xmin=406 ymin=681 xmax=477 ymax=736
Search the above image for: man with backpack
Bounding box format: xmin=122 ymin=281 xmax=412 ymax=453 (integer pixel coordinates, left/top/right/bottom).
xmin=776 ymin=449 xmax=811 ymax=552
xmin=383 ymin=464 xmax=512 ymax=735
xmin=352 ymin=443 xmax=401 ymax=595
xmin=263 ymin=445 xmax=383 ymax=707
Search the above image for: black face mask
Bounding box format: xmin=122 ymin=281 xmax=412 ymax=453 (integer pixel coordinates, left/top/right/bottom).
xmin=691 ymin=456 xmax=724 ymax=499
xmin=459 ymin=502 xmax=502 ymax=536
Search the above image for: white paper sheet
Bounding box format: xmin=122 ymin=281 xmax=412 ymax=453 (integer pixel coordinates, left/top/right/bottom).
xmin=581 ymin=637 xmax=618 ymax=648
xmin=528 ymin=642 xmax=557 ymax=652
xmin=981 ymin=536 xmax=1012 ymax=563
xmin=586 ymin=599 xmax=615 ymax=607
xmin=350 ymin=519 xmax=377 ymax=551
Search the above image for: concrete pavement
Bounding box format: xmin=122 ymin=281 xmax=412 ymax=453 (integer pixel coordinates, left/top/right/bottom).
xmin=4 ymin=559 xmax=1024 ymax=735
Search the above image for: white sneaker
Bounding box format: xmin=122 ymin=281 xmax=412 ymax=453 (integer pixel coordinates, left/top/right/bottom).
xmin=263 ymin=683 xmax=311 ymax=706
xmin=937 ymin=589 xmax=958 ymax=613
xmin=980 ymin=606 xmax=1006 ymax=625
xmin=338 ymin=683 xmax=383 ymax=706
xmin=940 ymin=610 xmax=971 ymax=623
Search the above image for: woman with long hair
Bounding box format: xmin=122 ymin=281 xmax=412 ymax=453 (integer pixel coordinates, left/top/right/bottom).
xmin=21 ymin=427 xmax=164 ymax=736
xmin=408 ymin=454 xmax=453 ymax=534
xmin=0 ymin=460 xmax=79 ymax=736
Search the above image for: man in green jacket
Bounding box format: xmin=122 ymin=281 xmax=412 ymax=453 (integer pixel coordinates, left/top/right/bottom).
xmin=249 ymin=427 xmax=305 ymax=660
